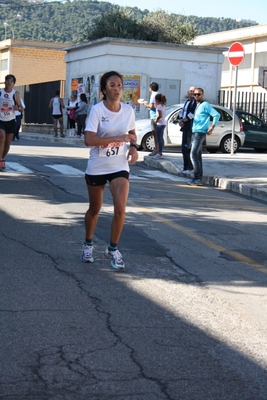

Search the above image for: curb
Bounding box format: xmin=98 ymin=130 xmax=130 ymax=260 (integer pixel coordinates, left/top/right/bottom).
xmin=206 ymin=176 xmax=267 ymax=203
xmin=143 ymin=156 xmax=267 ymax=204
xmin=20 ymin=133 xmax=85 ymax=146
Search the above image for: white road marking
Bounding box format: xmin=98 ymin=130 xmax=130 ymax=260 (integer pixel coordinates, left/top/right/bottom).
xmin=5 ymin=162 xmax=184 ymax=182
xmin=45 ymin=164 xmax=84 ymax=176
xmin=6 ymin=163 xmax=34 ymax=173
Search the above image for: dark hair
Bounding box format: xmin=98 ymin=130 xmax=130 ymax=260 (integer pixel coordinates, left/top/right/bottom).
xmin=150 ymin=82 xmax=159 ymax=92
xmin=80 ymin=93 xmax=87 ymax=103
xmin=5 ymin=74 xmax=16 ymax=83
xmin=155 ymin=93 xmax=167 ymax=105
xmin=100 ymin=71 xmax=123 ymax=100
xmin=195 ymin=87 xmax=204 ymax=94
xmin=55 ymin=90 xmax=60 ymax=96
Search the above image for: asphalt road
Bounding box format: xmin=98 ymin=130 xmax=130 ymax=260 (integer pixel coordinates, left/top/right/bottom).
xmin=1 ymin=140 xmax=267 ymax=399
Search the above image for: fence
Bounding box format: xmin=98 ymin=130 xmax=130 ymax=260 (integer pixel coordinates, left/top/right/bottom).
xmin=16 ymin=80 xmax=66 ymax=125
xmin=219 ymin=90 xmax=267 ymax=121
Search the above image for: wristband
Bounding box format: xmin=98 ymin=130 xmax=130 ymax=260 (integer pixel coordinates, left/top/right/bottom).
xmin=130 ymin=143 xmax=138 ymax=150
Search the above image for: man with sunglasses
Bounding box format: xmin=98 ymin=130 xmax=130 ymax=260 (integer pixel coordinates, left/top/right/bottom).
xmin=0 ymin=74 xmax=23 ymax=171
xmin=188 ymin=88 xmax=220 ymax=186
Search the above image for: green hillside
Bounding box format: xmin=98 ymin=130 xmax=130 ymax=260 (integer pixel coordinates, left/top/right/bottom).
xmin=0 ymin=0 xmax=257 ymax=44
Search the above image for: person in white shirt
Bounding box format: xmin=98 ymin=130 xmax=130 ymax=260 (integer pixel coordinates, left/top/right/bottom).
xmin=48 ymin=90 xmax=65 ymax=138
xmin=66 ymin=94 xmax=77 ymax=131
xmin=81 ymin=71 xmax=138 ymax=271
xmin=0 ymin=74 xmax=23 ymax=171
xmin=13 ymin=98 xmax=25 ymax=141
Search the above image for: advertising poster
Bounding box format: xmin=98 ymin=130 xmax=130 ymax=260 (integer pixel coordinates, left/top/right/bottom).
xmin=77 ymin=77 xmax=84 ymax=98
xmin=71 ymin=78 xmax=78 ymax=98
xmin=122 ymin=75 xmax=141 ymax=113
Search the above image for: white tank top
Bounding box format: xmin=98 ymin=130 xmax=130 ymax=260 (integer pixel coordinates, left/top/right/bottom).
xmin=0 ymin=89 xmax=16 ymax=121
xmin=52 ymin=97 xmax=62 ymax=115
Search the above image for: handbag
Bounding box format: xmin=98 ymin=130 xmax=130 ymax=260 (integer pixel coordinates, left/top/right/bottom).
xmin=69 ymin=108 xmax=75 ymax=119
xmin=74 ymin=111 xmax=79 ymax=120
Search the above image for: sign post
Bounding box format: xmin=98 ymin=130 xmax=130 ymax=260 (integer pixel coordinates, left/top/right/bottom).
xmin=228 ymin=42 xmax=245 ymax=155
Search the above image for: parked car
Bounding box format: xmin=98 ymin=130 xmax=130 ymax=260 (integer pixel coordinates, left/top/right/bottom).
xmin=236 ymin=110 xmax=267 ymax=153
xmin=135 ymin=104 xmax=245 ymax=153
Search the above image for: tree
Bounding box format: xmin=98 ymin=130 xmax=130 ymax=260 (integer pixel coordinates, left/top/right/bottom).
xmin=84 ymin=9 xmax=141 ymax=41
xmin=141 ymin=10 xmax=197 ymax=43
xmin=84 ymin=8 xmax=197 ymax=44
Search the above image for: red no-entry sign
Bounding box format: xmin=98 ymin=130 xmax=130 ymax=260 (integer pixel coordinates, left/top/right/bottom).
xmin=228 ymin=42 xmax=245 ymax=66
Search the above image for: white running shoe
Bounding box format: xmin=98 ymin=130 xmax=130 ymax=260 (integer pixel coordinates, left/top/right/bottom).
xmin=105 ymin=248 xmax=125 ymax=270
xmin=153 ymin=153 xmax=164 ymax=159
xmin=81 ymin=244 xmax=94 ymax=263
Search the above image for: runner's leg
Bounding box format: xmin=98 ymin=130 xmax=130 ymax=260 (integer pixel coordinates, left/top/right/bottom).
xmin=109 ymin=177 xmax=129 ymax=245
xmin=84 ymin=184 xmax=105 ymax=241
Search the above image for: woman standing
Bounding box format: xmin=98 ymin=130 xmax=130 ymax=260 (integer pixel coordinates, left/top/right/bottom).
xmin=81 ymin=71 xmax=138 ymax=270
xmin=75 ymin=93 xmax=88 ymax=138
xmin=66 ymin=94 xmax=77 ymax=132
xmin=153 ymin=93 xmax=167 ymax=159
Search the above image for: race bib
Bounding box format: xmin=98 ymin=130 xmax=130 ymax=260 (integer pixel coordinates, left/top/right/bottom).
xmin=0 ymin=102 xmax=13 ymax=118
xmin=99 ymin=142 xmax=124 ymax=157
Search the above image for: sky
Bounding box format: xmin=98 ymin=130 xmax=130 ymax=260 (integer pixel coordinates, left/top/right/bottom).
xmin=103 ymin=0 xmax=267 ymax=25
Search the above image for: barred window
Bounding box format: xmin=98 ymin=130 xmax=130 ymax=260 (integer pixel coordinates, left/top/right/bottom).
xmin=1 ymin=59 xmax=8 ymax=71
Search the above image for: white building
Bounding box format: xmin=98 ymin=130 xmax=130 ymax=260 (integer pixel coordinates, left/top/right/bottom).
xmin=193 ymin=24 xmax=267 ymax=117
xmin=63 ymin=37 xmax=226 ymax=118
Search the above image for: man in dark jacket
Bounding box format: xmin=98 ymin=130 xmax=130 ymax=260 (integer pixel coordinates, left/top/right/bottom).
xmin=179 ymin=86 xmax=197 ymax=174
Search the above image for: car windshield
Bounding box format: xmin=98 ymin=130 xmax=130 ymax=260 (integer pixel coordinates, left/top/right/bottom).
xmin=237 ymin=112 xmax=262 ymax=126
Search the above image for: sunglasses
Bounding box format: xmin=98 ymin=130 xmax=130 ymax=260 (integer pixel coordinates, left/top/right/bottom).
xmin=194 ymin=93 xmax=202 ymax=96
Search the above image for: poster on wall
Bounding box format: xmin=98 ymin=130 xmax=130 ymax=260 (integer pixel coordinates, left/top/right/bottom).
xmin=71 ymin=78 xmax=78 ymax=98
xmin=122 ymin=75 xmax=141 ymax=113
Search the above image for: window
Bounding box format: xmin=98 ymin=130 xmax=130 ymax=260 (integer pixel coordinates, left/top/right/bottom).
xmin=1 ymin=59 xmax=8 ymax=71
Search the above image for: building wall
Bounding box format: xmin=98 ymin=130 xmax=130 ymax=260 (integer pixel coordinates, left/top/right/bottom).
xmin=193 ymin=25 xmax=267 ymax=113
xmin=11 ymin=48 xmax=66 ymax=86
xmin=64 ymin=38 xmax=225 ymax=118
xmin=0 ymin=39 xmax=68 ymax=88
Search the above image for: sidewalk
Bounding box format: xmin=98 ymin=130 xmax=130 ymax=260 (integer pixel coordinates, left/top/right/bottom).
xmin=143 ymin=151 xmax=267 ymax=204
xmin=19 ymin=131 xmax=267 ymax=204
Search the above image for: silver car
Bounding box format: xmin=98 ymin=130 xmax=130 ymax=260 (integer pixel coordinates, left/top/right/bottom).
xmin=135 ymin=104 xmax=245 ymax=153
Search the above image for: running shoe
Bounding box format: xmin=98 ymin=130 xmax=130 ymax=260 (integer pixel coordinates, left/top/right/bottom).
xmin=153 ymin=153 xmax=164 ymax=159
xmin=188 ymin=179 xmax=203 ymax=186
xmin=81 ymin=244 xmax=94 ymax=263
xmin=54 ymin=134 xmax=58 ymax=138
xmin=0 ymin=160 xmax=6 ymax=171
xmin=60 ymin=133 xmax=65 ymax=138
xmin=149 ymin=150 xmax=157 ymax=157
xmin=105 ymin=247 xmax=125 ymax=270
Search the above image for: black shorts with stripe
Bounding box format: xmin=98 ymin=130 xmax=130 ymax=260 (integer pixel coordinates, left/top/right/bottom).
xmin=85 ymin=170 xmax=129 ymax=186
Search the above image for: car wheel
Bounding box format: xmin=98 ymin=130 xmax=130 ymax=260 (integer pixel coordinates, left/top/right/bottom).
xmin=254 ymin=148 xmax=267 ymax=153
xmin=220 ymin=135 xmax=240 ymax=154
xmin=142 ymin=132 xmax=155 ymax=151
